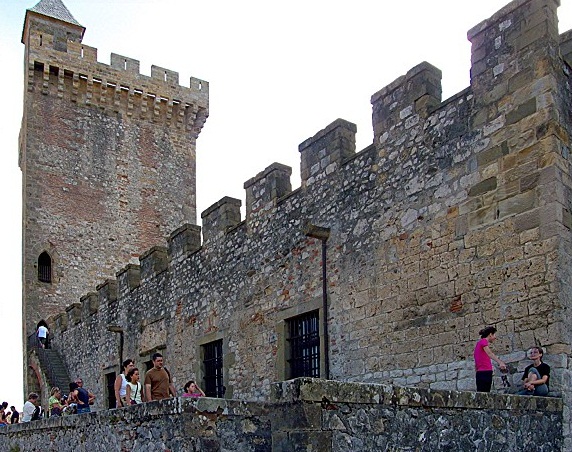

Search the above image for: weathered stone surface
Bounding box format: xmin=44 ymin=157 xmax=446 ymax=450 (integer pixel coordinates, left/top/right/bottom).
xmin=0 ymin=381 xmax=564 ymax=451
xmin=19 ymin=0 xmax=572 ymax=449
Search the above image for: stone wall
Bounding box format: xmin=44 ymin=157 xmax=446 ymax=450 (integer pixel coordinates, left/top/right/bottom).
xmin=0 ymin=379 xmax=562 ymax=451
xmin=28 ymin=0 xmax=572 ymax=448
xmin=20 ymin=5 xmax=209 ymax=347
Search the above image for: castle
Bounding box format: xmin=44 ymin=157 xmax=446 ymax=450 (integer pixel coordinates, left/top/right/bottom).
xmin=16 ymin=0 xmax=572 ymax=450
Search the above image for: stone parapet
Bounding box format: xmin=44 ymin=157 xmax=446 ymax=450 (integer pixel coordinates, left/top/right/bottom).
xmin=116 ymin=264 xmax=141 ymax=296
xmin=0 ymin=382 xmax=563 ymax=451
xmin=371 ymin=61 xmax=442 ymax=147
xmin=168 ymin=223 xmax=202 ymax=262
xmin=201 ymin=197 xmax=242 ymax=242
xmin=96 ymin=279 xmax=118 ymax=305
xmin=80 ymin=292 xmax=98 ymax=317
xmin=139 ymin=246 xmax=168 ymax=281
xmin=65 ymin=303 xmax=82 ymax=325
xmin=298 ymin=118 xmax=356 ymax=188
xmin=244 ymin=163 xmax=292 ymax=223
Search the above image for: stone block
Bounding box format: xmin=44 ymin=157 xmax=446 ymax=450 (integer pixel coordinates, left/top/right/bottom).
xmin=168 ymin=223 xmax=201 ymax=261
xmin=497 ymin=190 xmax=537 ymax=219
xmin=506 ymin=98 xmax=537 ymax=125
xmin=468 ymin=177 xmax=497 ymax=197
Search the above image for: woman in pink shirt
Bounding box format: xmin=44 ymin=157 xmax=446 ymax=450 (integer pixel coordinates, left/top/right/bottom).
xmin=474 ymin=326 xmax=507 ymax=392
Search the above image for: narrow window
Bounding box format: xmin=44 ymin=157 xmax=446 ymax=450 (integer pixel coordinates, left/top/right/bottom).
xmin=38 ymin=252 xmax=52 ymax=283
xmin=202 ymin=340 xmax=224 ymax=397
xmin=287 ymin=311 xmax=320 ymax=378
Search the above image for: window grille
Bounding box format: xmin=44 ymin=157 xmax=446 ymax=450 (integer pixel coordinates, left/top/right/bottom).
xmin=38 ymin=252 xmax=52 ymax=283
xmin=202 ymin=339 xmax=224 ymax=397
xmin=287 ymin=311 xmax=320 ymax=378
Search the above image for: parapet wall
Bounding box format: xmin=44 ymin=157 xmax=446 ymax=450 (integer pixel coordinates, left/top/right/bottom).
xmin=0 ymin=379 xmax=563 ymax=451
xmin=24 ymin=27 xmax=209 ymax=132
xmin=38 ymin=0 xmax=572 ymax=447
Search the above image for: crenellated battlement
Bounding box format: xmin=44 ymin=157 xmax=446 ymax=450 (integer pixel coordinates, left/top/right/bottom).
xmin=24 ymin=27 xmax=209 ymax=131
xmin=34 ymin=3 xmax=572 ymax=445
xmin=49 ymin=0 xmax=572 ymax=333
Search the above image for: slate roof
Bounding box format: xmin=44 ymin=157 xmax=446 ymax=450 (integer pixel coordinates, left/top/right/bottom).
xmin=28 ymin=0 xmax=82 ymax=27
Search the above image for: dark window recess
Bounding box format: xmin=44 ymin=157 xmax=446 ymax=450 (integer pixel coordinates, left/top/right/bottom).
xmin=203 ymin=340 xmax=224 ymax=397
xmin=38 ymin=252 xmax=52 ymax=283
xmin=106 ymin=372 xmax=116 ymax=409
xmin=287 ymin=311 xmax=320 ymax=378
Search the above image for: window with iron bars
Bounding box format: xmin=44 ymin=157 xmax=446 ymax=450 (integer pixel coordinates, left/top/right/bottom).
xmin=38 ymin=252 xmax=52 ymax=283
xmin=202 ymin=339 xmax=224 ymax=397
xmin=287 ymin=311 xmax=320 ymax=378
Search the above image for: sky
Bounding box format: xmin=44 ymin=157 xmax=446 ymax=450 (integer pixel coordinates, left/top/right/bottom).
xmin=0 ymin=0 xmax=570 ymax=409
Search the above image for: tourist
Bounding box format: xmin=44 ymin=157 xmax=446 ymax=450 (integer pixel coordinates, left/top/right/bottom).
xmin=69 ymin=382 xmax=90 ymax=414
xmin=114 ymin=359 xmax=135 ymax=408
xmin=516 ymin=346 xmax=550 ymax=396
xmin=182 ymin=380 xmax=205 ymax=398
xmin=10 ymin=406 xmax=19 ymax=424
xmin=125 ymin=367 xmax=144 ymax=405
xmin=36 ymin=321 xmax=49 ymax=349
xmin=76 ymin=378 xmax=95 ymax=405
xmin=48 ymin=387 xmax=64 ymax=417
xmin=144 ymin=352 xmax=176 ymax=401
xmin=21 ymin=393 xmax=39 ymax=422
xmin=474 ymin=326 xmax=507 ymax=392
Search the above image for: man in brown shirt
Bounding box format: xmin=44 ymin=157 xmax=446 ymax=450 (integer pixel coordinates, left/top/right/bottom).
xmin=144 ymin=352 xmax=176 ymax=401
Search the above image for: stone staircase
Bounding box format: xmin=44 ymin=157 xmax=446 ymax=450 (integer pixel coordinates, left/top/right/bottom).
xmin=35 ymin=348 xmax=70 ymax=392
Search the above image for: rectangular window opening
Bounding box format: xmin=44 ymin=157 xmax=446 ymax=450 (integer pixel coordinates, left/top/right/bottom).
xmin=287 ymin=311 xmax=320 ymax=378
xmin=202 ymin=340 xmax=224 ymax=398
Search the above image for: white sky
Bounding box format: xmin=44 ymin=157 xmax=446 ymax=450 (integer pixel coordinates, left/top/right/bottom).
xmin=0 ymin=0 xmax=570 ymax=408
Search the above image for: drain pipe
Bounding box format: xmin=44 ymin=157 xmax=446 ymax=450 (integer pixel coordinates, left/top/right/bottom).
xmin=305 ymin=224 xmax=331 ymax=380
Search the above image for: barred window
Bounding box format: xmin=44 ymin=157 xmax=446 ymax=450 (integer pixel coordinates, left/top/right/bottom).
xmin=287 ymin=311 xmax=320 ymax=378
xmin=202 ymin=339 xmax=224 ymax=397
xmin=38 ymin=252 xmax=52 ymax=283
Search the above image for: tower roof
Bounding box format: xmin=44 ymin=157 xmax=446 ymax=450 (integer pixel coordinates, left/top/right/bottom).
xmin=28 ymin=0 xmax=82 ymax=27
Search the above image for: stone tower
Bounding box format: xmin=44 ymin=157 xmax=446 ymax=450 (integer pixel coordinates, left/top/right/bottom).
xmin=20 ymin=0 xmax=208 ymax=386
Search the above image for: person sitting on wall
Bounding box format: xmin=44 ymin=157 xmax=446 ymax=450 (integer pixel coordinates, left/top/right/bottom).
xmin=125 ymin=367 xmax=144 ymax=405
xmin=516 ymin=346 xmax=550 ymax=396
xmin=182 ymin=380 xmax=205 ymax=398
xmin=474 ymin=326 xmax=507 ymax=392
xmin=48 ymin=387 xmax=64 ymax=417
xmin=114 ymin=359 xmax=135 ymax=408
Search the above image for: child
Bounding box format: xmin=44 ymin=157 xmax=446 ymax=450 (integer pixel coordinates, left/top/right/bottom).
xmin=182 ymin=380 xmax=205 ymax=398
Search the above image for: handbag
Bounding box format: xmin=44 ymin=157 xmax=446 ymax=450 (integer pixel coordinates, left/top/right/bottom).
xmin=130 ymin=383 xmax=139 ymax=405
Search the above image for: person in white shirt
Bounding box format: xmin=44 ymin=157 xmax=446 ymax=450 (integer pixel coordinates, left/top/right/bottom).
xmin=37 ymin=324 xmax=49 ymax=349
xmin=21 ymin=393 xmax=39 ymax=422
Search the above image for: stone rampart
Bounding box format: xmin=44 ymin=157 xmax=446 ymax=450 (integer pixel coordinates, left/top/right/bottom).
xmin=35 ymin=0 xmax=572 ymax=448
xmin=0 ymin=380 xmax=562 ymax=451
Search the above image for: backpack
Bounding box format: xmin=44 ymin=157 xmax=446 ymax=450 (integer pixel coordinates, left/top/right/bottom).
xmin=31 ymin=405 xmax=43 ymax=421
